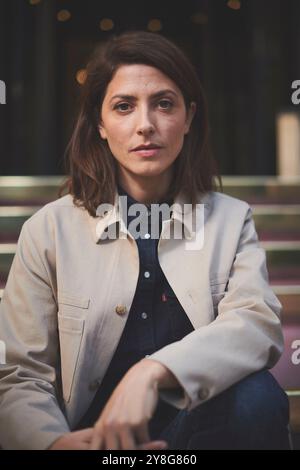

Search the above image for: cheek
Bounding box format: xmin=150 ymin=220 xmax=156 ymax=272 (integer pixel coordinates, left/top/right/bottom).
xmin=163 ymin=116 xmax=187 ymax=140
xmin=107 ymin=121 xmax=132 ymax=145
xmin=163 ymin=119 xmax=187 ymax=161
xmin=166 ymin=128 xmax=186 ymax=155
xmin=105 ymin=128 xmax=126 ymax=149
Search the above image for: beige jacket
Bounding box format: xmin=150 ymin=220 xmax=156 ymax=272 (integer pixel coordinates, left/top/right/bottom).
xmin=0 ymin=191 xmax=283 ymax=449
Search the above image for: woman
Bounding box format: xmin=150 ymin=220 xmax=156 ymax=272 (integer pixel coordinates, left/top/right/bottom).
xmin=0 ymin=31 xmax=289 ymax=450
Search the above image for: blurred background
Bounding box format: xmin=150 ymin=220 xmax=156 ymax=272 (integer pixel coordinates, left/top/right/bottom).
xmin=1 ymin=0 xmax=300 ymax=175
xmin=0 ymin=0 xmax=300 ymax=449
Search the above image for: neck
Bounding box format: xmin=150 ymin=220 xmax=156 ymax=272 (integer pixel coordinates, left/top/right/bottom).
xmin=117 ymin=170 xmax=173 ymax=204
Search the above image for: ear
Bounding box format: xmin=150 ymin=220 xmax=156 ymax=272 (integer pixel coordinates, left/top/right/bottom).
xmin=98 ymin=122 xmax=107 ymax=140
xmin=184 ymin=102 xmax=196 ymax=135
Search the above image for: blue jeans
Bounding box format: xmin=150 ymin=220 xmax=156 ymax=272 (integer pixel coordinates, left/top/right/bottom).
xmin=149 ymin=370 xmax=290 ymax=449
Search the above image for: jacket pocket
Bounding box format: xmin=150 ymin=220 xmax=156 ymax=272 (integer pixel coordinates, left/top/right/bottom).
xmin=58 ymin=292 xmax=90 ymax=321
xmin=58 ymin=314 xmax=85 ymax=403
xmin=58 ymin=292 xmax=90 ymax=309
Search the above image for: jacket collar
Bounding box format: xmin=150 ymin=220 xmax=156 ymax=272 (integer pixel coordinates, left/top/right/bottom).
xmin=88 ymin=190 xmax=212 ymax=244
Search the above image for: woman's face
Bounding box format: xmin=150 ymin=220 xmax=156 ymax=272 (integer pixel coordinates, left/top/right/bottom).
xmin=99 ymin=64 xmax=195 ymax=188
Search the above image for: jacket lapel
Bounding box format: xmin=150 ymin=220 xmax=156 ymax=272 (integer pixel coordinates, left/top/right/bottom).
xmin=158 ymin=192 xmax=214 ymax=329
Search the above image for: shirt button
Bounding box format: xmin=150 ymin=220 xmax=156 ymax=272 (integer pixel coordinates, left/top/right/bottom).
xmin=145 ymin=354 xmax=150 ymax=358
xmin=144 ymin=271 xmax=150 ymax=278
xmin=144 ymin=233 xmax=151 ymax=239
xmin=115 ymin=305 xmax=127 ymax=316
xmin=141 ymin=312 xmax=148 ymax=320
xmin=198 ymin=388 xmax=209 ymax=401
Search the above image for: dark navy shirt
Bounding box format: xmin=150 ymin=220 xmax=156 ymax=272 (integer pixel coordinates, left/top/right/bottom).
xmin=77 ymin=186 xmax=194 ymax=432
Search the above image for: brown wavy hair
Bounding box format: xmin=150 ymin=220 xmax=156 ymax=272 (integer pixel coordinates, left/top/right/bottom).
xmin=59 ymin=30 xmax=222 ymax=217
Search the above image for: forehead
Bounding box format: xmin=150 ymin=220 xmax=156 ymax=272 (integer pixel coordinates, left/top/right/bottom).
xmin=104 ymin=64 xmax=181 ymax=97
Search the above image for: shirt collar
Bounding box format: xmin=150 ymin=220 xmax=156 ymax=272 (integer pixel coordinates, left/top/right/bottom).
xmin=88 ymin=188 xmax=211 ymax=244
xmin=116 ymin=183 xmax=173 ymax=210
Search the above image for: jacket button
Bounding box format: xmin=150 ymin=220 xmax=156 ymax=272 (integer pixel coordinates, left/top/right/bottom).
xmin=115 ymin=305 xmax=127 ymax=315
xmin=198 ymin=388 xmax=209 ymax=401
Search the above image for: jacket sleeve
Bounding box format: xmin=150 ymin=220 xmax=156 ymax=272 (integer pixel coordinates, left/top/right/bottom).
xmin=0 ymin=220 xmax=70 ymax=449
xmin=147 ymin=206 xmax=284 ymax=411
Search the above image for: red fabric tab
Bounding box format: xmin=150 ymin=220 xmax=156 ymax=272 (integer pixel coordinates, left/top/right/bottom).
xmin=161 ymin=293 xmax=167 ymax=302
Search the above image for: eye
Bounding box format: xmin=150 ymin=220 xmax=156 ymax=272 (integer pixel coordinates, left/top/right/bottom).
xmin=114 ymin=102 xmax=132 ymax=112
xmin=158 ymin=99 xmax=173 ymax=110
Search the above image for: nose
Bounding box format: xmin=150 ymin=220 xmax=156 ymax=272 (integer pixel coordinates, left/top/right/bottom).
xmin=136 ymin=107 xmax=155 ymax=136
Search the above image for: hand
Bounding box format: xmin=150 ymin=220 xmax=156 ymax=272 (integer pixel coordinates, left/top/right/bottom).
xmin=49 ymin=428 xmax=93 ymax=450
xmin=89 ymin=359 xmax=174 ymax=450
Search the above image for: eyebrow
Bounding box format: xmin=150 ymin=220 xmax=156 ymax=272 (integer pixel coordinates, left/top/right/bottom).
xmin=109 ymin=89 xmax=178 ymax=103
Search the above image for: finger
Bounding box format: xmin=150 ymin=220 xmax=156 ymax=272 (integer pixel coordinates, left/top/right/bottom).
xmin=119 ymin=426 xmax=138 ymax=450
xmin=75 ymin=441 xmax=92 ymax=450
xmin=134 ymin=423 xmax=151 ymax=445
xmin=105 ymin=429 xmax=121 ymax=450
xmin=89 ymin=430 xmax=104 ymax=450
xmin=76 ymin=428 xmax=94 ymax=442
xmin=138 ymin=440 xmax=168 ymax=450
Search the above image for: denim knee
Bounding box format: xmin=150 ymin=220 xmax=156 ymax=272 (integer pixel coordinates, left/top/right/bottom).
xmin=187 ymin=370 xmax=290 ymax=449
xmin=152 ymin=370 xmax=290 ymax=449
xmin=230 ymin=370 xmax=289 ymax=448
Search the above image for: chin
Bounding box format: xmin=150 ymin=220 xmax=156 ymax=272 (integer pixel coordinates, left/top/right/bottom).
xmin=135 ymin=169 xmax=169 ymax=179
xmin=132 ymin=162 xmax=172 ymax=176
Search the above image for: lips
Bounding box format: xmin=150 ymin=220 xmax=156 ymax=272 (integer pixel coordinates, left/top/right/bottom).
xmin=131 ymin=143 xmax=162 ymax=151
xmin=130 ymin=144 xmax=162 ymax=158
